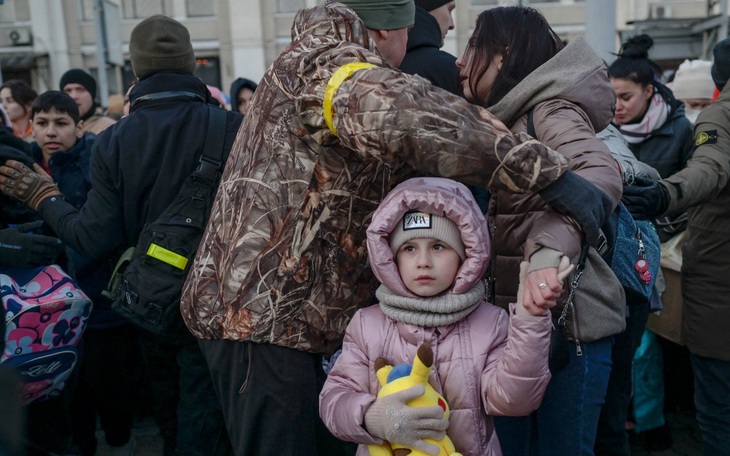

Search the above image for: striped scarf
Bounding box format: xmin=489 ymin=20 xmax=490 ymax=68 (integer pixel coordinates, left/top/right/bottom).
xmin=615 ymin=91 xmax=670 ymax=144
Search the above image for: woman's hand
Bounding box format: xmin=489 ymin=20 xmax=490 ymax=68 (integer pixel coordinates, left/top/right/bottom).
xmin=520 ymin=257 xmax=573 ymax=315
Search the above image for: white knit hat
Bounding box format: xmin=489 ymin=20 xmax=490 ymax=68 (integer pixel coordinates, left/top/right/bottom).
xmin=389 ymin=211 xmax=466 ymax=260
xmin=671 ymin=59 xmax=715 ymax=100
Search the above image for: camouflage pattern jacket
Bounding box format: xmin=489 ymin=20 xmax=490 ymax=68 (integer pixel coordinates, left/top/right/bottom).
xmin=180 ymin=1 xmax=569 ymax=355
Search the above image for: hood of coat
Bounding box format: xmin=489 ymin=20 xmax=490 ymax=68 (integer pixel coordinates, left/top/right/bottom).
xmin=229 ymin=77 xmax=257 ymax=113
xmin=489 ymin=36 xmax=615 ymax=132
xmin=406 ymin=6 xmax=443 ymax=52
xmin=292 ymin=2 xmax=376 ymax=56
xmin=366 ymin=177 xmax=490 ymax=298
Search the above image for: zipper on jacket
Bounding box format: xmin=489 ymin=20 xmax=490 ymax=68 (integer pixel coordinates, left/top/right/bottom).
xmin=560 ymin=263 xmax=584 ymax=357
xmin=487 ymin=206 xmax=497 ymax=304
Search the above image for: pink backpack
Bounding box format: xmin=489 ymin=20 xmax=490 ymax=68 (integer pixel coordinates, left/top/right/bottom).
xmin=1 ymin=265 xmax=92 ymax=404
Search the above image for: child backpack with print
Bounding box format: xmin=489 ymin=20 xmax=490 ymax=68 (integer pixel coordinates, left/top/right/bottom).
xmin=1 ymin=265 xmax=92 ymax=404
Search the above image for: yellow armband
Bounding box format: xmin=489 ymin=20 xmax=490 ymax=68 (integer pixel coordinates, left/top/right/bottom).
xmin=323 ymin=62 xmax=376 ymax=136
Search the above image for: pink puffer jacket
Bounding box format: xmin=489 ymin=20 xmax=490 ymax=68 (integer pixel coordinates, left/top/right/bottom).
xmin=319 ymin=178 xmax=552 ymax=456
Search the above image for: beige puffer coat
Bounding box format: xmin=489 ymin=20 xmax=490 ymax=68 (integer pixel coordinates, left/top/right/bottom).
xmin=487 ymin=37 xmax=623 ymax=309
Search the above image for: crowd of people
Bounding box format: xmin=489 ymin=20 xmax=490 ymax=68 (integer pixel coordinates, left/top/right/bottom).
xmin=0 ymin=0 xmax=728 ymax=455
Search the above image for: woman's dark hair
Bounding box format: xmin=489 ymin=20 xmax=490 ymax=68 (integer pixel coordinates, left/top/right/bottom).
xmin=466 ymin=6 xmax=563 ymax=107
xmin=0 ymin=79 xmax=38 ymax=109
xmin=31 ymin=91 xmax=80 ymax=124
xmin=608 ymin=34 xmax=662 ymax=87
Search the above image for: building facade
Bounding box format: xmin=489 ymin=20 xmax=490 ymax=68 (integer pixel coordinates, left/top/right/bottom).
xmin=0 ymin=0 xmax=718 ymax=107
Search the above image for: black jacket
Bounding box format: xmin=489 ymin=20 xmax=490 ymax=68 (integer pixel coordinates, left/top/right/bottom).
xmin=0 ymin=126 xmax=35 ymax=227
xmin=32 ymin=134 xmax=125 ymax=327
xmin=399 ymin=6 xmax=462 ymax=97
xmin=37 ymin=71 xmax=243 ymax=260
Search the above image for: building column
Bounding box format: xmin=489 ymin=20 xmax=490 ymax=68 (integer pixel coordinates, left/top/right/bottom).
xmin=585 ymin=0 xmax=617 ymax=63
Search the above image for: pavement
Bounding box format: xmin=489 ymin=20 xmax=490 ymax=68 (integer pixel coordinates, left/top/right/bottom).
xmin=629 ymin=410 xmax=703 ymax=456
xmin=95 ymin=417 xmax=161 ymax=456
xmin=96 ymin=409 xmax=703 ymax=455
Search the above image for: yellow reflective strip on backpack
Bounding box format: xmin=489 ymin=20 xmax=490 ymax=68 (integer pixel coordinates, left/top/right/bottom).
xmin=323 ymin=62 xmax=376 ymax=136
xmin=146 ymin=243 xmax=188 ymax=270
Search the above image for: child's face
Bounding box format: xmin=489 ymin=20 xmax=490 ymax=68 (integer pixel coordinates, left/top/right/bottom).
xmin=32 ymin=108 xmax=81 ymax=158
xmin=395 ymin=238 xmax=461 ymax=297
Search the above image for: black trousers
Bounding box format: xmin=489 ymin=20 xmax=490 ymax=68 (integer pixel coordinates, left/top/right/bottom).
xmin=138 ymin=331 xmax=231 ymax=456
xmin=70 ymin=324 xmax=137 ymax=455
xmin=199 ymin=340 xmax=355 ymax=456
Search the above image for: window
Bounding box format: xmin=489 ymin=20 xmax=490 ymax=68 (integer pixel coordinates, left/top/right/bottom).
xmin=122 ymin=0 xmax=168 ymax=19
xmin=80 ymin=0 xmax=95 ymax=21
xmin=0 ymin=0 xmax=31 ymax=22
xmin=186 ymin=0 xmax=214 ymax=17
xmin=276 ymin=0 xmax=306 ymax=13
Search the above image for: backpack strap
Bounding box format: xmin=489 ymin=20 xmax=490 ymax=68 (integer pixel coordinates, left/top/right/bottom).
xmin=526 ymin=108 xmax=536 ymax=139
xmin=195 ymin=106 xmax=228 ymax=182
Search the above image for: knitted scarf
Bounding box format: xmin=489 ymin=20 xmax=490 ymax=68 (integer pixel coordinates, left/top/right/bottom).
xmin=615 ymin=91 xmax=670 ymax=144
xmin=377 ymin=281 xmax=485 ymax=327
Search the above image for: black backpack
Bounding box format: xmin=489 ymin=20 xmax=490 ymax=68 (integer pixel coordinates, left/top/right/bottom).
xmin=105 ymin=105 xmax=227 ymax=340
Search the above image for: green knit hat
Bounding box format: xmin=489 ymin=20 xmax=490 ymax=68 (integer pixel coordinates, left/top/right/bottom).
xmin=129 ymin=15 xmax=196 ymax=80
xmin=342 ymin=0 xmax=415 ymax=30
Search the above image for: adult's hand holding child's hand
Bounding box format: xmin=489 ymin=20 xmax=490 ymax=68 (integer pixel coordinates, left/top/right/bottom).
xmin=518 ymin=257 xmax=574 ymax=316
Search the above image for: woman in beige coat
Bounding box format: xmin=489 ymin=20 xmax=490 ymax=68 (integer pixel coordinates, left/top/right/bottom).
xmin=455 ymin=6 xmax=623 ymax=455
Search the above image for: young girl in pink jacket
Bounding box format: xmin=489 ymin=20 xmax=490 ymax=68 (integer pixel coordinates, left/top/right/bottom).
xmin=319 ymin=177 xmax=572 ymax=456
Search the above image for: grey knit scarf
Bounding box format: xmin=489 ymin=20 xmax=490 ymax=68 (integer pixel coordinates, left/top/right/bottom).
xmin=376 ymin=281 xmax=485 ymax=327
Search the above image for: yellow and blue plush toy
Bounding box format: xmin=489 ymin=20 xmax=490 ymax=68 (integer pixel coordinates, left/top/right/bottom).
xmin=368 ymin=342 xmax=462 ymax=456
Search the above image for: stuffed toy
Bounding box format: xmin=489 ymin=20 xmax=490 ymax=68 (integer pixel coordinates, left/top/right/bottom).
xmin=368 ymin=342 xmax=462 ymax=456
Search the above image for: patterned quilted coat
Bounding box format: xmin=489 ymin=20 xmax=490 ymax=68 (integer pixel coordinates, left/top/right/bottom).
xmin=180 ymin=1 xmax=569 ymax=355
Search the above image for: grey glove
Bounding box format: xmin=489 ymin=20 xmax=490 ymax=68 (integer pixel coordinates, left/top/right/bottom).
xmin=0 ymin=221 xmax=63 ymax=268
xmin=364 ymin=384 xmax=448 ymax=456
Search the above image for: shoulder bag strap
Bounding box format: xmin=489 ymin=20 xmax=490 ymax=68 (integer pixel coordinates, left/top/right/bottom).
xmin=195 ymin=106 xmax=228 ymax=182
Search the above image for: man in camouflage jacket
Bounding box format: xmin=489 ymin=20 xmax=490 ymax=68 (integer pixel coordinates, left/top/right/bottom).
xmin=179 ymin=1 xmax=608 ymax=454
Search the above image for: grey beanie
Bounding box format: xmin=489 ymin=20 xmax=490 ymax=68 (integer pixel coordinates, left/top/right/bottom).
xmin=711 ymin=37 xmax=730 ymax=91
xmin=415 ymin=0 xmax=452 ymax=11
xmin=389 ymin=210 xmax=466 ymax=260
xmin=341 ymin=0 xmax=415 ymax=30
xmin=129 ymin=15 xmax=196 ymax=80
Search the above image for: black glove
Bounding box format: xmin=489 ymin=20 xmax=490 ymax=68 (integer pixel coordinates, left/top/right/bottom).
xmin=538 ymin=171 xmax=614 ymax=249
xmin=622 ymin=177 xmax=669 ymax=220
xmin=0 ymin=221 xmax=63 ymax=268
